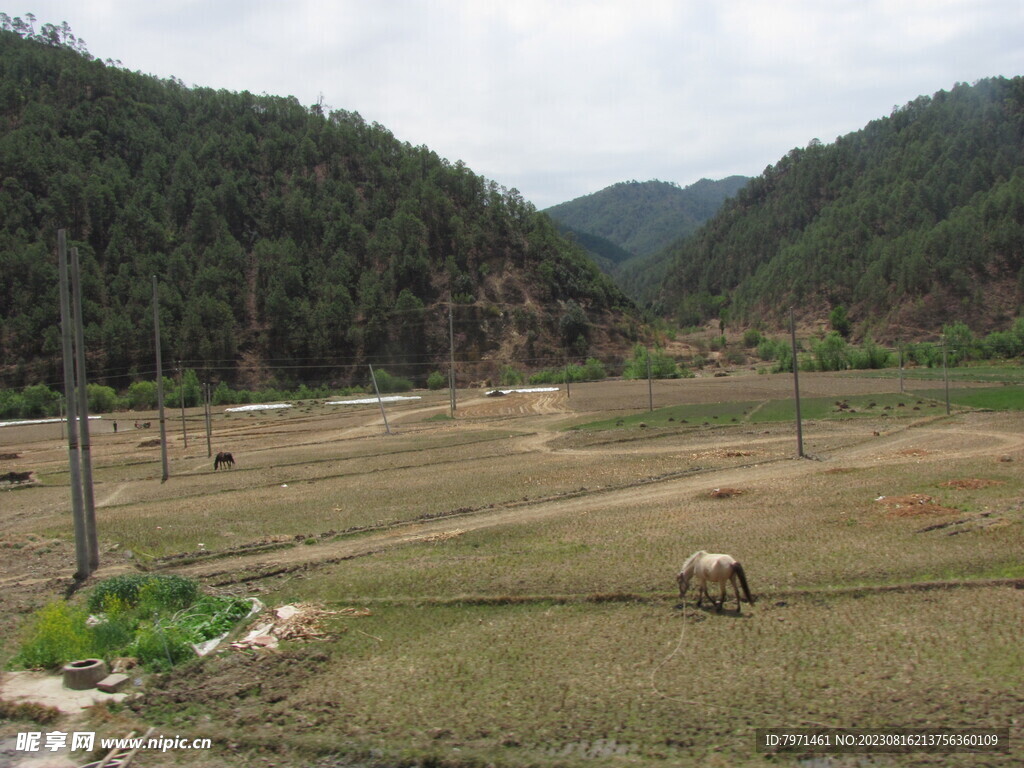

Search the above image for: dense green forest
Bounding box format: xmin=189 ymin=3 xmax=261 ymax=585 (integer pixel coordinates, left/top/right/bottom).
xmin=0 ymin=20 xmax=633 ymax=391
xmin=545 ymin=178 xmax=749 ymax=260
xmin=544 ymin=177 xmax=748 ymax=304
xmin=550 ymin=223 xmax=634 ymax=274
xmin=658 ymin=77 xmax=1024 ymax=336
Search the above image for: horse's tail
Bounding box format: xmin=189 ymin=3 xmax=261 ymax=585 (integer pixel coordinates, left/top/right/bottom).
xmin=734 ymin=562 xmax=754 ymax=604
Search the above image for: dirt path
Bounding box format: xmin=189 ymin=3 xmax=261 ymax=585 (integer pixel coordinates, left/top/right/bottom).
xmin=156 ymin=416 xmax=1024 ymax=586
xmin=96 ymin=481 xmax=129 ymax=507
xmin=5 ymin=385 xmax=1021 ymax=604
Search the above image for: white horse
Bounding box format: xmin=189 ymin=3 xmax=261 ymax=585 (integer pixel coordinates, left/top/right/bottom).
xmin=677 ymin=550 xmax=754 ymax=613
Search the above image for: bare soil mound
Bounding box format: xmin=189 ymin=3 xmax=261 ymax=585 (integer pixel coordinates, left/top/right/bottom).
xmin=875 ymin=493 xmax=960 ymax=517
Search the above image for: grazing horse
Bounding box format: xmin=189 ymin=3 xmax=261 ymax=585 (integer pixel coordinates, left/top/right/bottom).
xmin=677 ymin=550 xmax=754 ymax=613
xmin=214 ymin=451 xmax=235 ymax=470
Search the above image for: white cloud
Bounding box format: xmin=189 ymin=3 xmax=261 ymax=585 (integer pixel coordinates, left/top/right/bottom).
xmin=23 ymin=0 xmax=1024 ymax=208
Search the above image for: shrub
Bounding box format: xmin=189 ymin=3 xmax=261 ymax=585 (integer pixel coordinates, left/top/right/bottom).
xmin=849 ymin=337 xmax=893 ymax=369
xmin=829 ymin=305 xmax=851 ymax=338
xmin=14 ymin=577 xmax=250 ymax=674
xmin=526 ymin=360 xmax=606 ymax=385
xmin=174 ymin=595 xmax=253 ymax=642
xmin=126 ymin=381 xmax=157 ymax=410
xmin=19 ymin=384 xmax=61 ymax=418
xmin=983 ymin=329 xmax=1020 ymax=358
xmin=88 ymin=574 xmax=199 ymax=614
xmin=742 ymin=329 xmax=763 ymax=348
xmin=211 ymin=381 xmax=234 ymax=405
xmin=580 ymin=358 xmax=607 ymax=381
xmin=725 ymin=348 xmax=747 ymax=365
xmin=90 ymin=610 xmax=136 ymax=657
xmin=371 ymin=369 xmax=413 ymax=393
xmin=905 ymin=342 xmax=941 ymax=368
xmin=426 ymin=370 xmax=447 ymax=390
xmin=812 ymin=331 xmax=851 ymax=371
xmin=499 ymin=366 xmax=524 ymax=386
xmin=528 ymin=369 xmax=563 ymax=385
xmin=622 ymin=345 xmax=679 ymax=379
xmin=942 ymin=321 xmax=978 ymax=364
xmin=757 ymin=338 xmax=788 ymax=361
xmin=130 ymin=622 xmax=196 ymax=672
xmin=0 ymin=389 xmax=20 ymax=419
xmin=87 ymin=384 xmax=119 ymax=413
xmin=772 ymin=344 xmax=795 ymax=373
xmin=12 ymin=601 xmax=94 ymax=669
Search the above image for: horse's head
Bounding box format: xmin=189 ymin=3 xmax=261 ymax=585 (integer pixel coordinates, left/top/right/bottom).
xmin=676 ymin=571 xmax=690 ymax=598
xmin=677 ymin=550 xmax=705 ymax=596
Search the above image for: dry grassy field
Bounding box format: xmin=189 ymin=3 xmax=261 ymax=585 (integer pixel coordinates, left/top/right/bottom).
xmin=1 ymin=372 xmax=1022 ymax=767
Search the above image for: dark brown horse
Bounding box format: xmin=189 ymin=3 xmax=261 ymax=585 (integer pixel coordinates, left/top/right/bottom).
xmin=214 ymin=451 xmax=235 ymax=470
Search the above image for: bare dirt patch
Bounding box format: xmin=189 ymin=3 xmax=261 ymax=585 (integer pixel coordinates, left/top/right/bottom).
xmin=128 ymin=648 xmax=334 ymax=726
xmin=939 ymin=477 xmax=1005 ymax=490
xmin=0 ymin=535 xmax=81 ymax=647
xmin=875 ymin=493 xmax=960 ymax=517
xmin=689 ymin=449 xmax=754 ymax=460
xmin=708 ymin=487 xmax=744 ymax=499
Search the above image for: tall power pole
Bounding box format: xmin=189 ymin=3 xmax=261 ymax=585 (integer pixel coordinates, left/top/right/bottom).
xmin=942 ymin=340 xmax=951 ymax=415
xmin=153 ymin=276 xmax=169 ymax=482
xmin=70 ymin=247 xmax=99 ymax=569
xmin=790 ymin=307 xmax=805 ymax=459
xmin=448 ymin=303 xmax=457 ymax=417
xmin=57 ymin=230 xmax=90 ymax=579
xmin=369 ymin=364 xmax=392 ymax=435
xmin=647 ymin=349 xmax=654 ymax=412
xmin=178 ymin=360 xmax=188 ymax=448
xmin=204 ymin=381 xmax=213 ymax=458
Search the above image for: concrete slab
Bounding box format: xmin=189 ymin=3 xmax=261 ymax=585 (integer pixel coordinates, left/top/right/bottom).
xmin=95 ymin=673 xmax=130 ymax=693
xmin=0 ymin=670 xmax=132 ymax=713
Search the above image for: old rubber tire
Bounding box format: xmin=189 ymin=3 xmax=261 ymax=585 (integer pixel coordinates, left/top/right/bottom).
xmin=62 ymin=658 xmax=108 ymax=690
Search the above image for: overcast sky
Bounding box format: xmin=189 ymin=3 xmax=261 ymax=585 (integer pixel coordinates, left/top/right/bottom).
xmin=23 ymin=0 xmax=1024 ymax=209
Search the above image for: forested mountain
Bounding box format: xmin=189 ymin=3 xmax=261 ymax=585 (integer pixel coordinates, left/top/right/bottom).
xmin=544 ymin=177 xmax=749 ymax=261
xmin=551 ymin=223 xmax=634 ymax=274
xmin=0 ymin=23 xmax=634 ymax=390
xmin=659 ymin=77 xmax=1024 ymax=337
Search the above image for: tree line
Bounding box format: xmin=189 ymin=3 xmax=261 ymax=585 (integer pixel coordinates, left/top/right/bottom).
xmin=10 ymin=316 xmax=1019 ymax=420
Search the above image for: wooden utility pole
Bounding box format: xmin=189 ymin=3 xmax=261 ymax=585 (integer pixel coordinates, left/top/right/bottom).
xmin=790 ymin=308 xmax=805 ymax=458
xmin=898 ymin=339 xmax=904 ymax=394
xmin=178 ymin=361 xmax=188 ymax=448
xmin=204 ymin=381 xmax=213 ymax=458
xmin=942 ymin=341 xmax=951 ymax=415
xmin=58 ymin=230 xmax=90 ymax=579
xmin=647 ymin=349 xmax=654 ymax=412
xmin=70 ymin=247 xmax=99 ymax=570
xmin=448 ymin=303 xmax=457 ymax=417
xmin=369 ymin=364 xmax=391 ymax=435
xmin=153 ymin=276 xmax=169 ymax=482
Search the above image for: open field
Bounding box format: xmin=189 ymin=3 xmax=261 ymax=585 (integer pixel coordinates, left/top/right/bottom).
xmin=1 ymin=372 xmax=1022 ymax=767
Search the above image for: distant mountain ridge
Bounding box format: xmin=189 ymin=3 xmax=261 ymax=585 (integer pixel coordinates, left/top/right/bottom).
xmin=544 ymin=177 xmax=749 ymax=260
